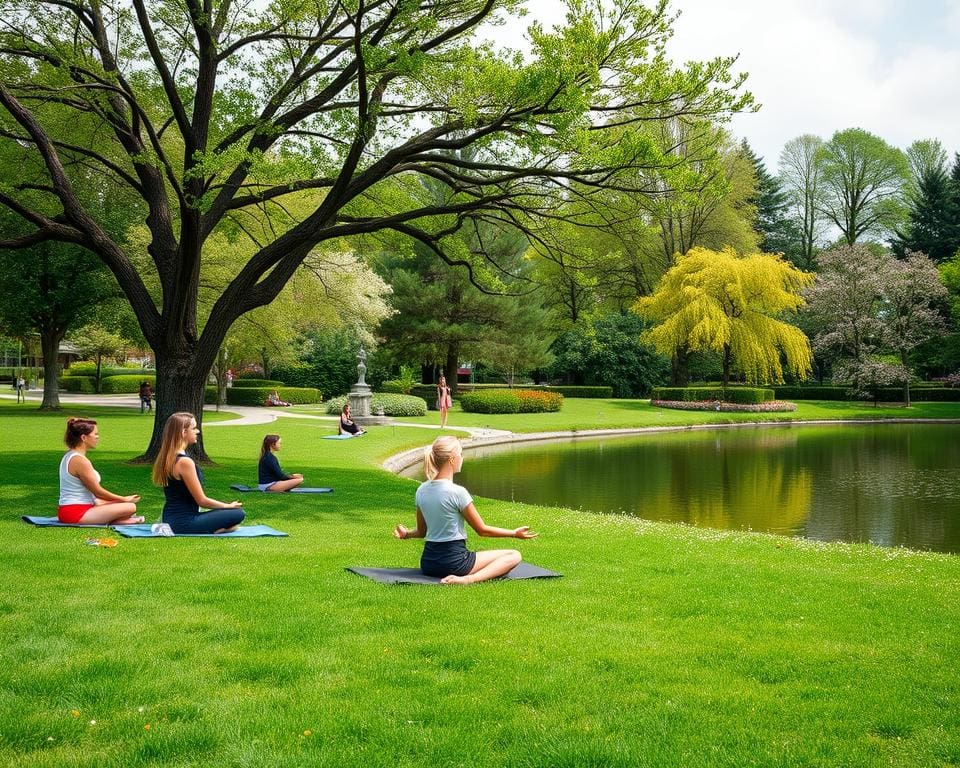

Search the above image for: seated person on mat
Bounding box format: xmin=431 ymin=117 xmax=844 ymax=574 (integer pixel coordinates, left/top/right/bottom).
xmin=339 ymin=403 xmax=366 ymax=435
xmin=393 ymin=436 xmax=537 ymax=584
xmin=258 ymin=434 xmax=304 ymax=492
xmin=152 ymin=412 xmax=245 ymax=534
xmin=58 ymin=417 xmax=143 ymax=525
xmin=265 ymin=389 xmax=291 ymax=407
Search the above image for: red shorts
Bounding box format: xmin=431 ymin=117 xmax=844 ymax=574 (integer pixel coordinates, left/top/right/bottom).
xmin=58 ymin=504 xmax=95 ymax=524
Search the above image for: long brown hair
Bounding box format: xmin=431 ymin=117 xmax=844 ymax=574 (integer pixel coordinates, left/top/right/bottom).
xmin=261 ymin=434 xmax=280 ymax=458
xmin=64 ymin=417 xmax=97 ymax=448
xmin=423 ymin=436 xmax=460 ymax=480
xmin=151 ymin=412 xmax=195 ymax=486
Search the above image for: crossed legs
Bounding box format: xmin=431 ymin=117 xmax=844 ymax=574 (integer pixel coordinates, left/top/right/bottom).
xmin=441 ymin=548 xmax=521 ymax=585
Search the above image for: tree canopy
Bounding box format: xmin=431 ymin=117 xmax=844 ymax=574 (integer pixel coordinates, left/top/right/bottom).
xmin=636 ymin=246 xmax=813 ymax=387
xmin=0 ymin=0 xmax=752 ymax=457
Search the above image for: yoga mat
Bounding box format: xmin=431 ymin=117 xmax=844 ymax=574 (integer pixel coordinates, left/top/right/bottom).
xmin=346 ymin=562 xmax=562 ymax=585
xmin=322 ymin=434 xmax=361 ymax=440
xmin=230 ymin=484 xmax=333 ymax=494
xmin=22 ymin=515 xmax=111 ymax=528
xmin=112 ymin=524 xmax=288 ymax=538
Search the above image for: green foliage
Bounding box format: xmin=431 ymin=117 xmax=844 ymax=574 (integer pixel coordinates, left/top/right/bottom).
xmin=59 ymin=375 xmax=96 ymax=394
xmin=229 ymin=379 xmax=284 ymax=388
xmin=460 ymin=389 xmax=563 ymax=413
xmin=773 ymin=386 xmax=852 ymax=401
xmin=549 ymin=313 xmax=670 ymax=397
xmin=280 ymin=329 xmax=368 ymax=399
xmin=100 ymin=375 xmax=156 ymax=394
xmin=652 ymin=387 xmax=774 ymax=405
xmin=324 ymin=394 xmax=428 ymax=417
xmin=222 ymin=387 xmax=320 ymax=406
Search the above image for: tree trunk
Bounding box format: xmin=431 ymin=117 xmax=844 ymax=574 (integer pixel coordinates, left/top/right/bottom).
xmin=39 ymin=329 xmax=62 ymax=410
xmin=671 ymin=345 xmax=690 ymax=387
xmin=136 ymin=349 xmax=211 ymax=464
xmin=722 ymin=344 xmax=732 ymax=389
xmin=445 ymin=345 xmax=459 ymax=395
xmin=901 ymin=350 xmax=911 ymax=407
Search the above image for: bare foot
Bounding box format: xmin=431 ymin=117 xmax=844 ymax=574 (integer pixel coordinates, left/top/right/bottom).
xmin=114 ymin=516 xmax=145 ymax=525
xmin=214 ymin=526 xmax=240 ymax=534
xmin=440 ymin=574 xmax=472 ymax=585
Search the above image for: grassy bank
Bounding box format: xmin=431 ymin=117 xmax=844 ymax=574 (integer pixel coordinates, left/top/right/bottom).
xmin=1 ymin=401 xmax=958 ymax=767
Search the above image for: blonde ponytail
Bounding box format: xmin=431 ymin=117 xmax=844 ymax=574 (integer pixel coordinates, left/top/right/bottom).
xmin=423 ymin=436 xmax=461 ymax=480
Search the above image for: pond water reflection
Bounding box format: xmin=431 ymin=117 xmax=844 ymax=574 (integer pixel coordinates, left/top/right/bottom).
xmin=445 ymin=424 xmax=960 ymax=554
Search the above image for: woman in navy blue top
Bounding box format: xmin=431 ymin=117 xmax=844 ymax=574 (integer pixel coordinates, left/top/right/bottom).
xmin=151 ymin=412 xmax=245 ymax=534
xmin=257 ymin=434 xmax=304 ymax=492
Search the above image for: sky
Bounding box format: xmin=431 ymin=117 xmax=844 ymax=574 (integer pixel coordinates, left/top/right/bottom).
xmin=500 ymin=0 xmax=960 ymax=172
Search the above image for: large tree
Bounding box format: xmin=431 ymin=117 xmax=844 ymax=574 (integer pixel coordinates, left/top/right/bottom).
xmin=816 ymin=128 xmax=909 ymax=245
xmin=636 ymin=246 xmax=813 ymax=387
xmin=778 ymin=134 xmax=826 ymax=270
xmin=0 ymin=0 xmax=751 ymax=458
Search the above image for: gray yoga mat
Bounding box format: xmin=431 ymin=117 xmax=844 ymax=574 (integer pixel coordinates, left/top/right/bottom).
xmin=230 ymin=484 xmax=333 ymax=493
xmin=346 ymin=562 xmax=562 ymax=585
xmin=22 ymin=515 xmax=109 ymax=528
xmin=112 ymin=524 xmax=288 ymax=538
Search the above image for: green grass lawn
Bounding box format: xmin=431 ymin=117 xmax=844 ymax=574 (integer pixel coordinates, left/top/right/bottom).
xmin=1 ymin=400 xmax=959 ymax=767
xmin=302 ymin=396 xmax=960 ymax=434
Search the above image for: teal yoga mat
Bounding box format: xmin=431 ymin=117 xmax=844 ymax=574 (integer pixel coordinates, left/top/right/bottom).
xmin=112 ymin=524 xmax=288 ymax=538
xmin=322 ymin=434 xmax=362 ymax=440
xmin=22 ymin=515 xmax=109 ymax=528
xmin=230 ymin=484 xmax=333 ymax=493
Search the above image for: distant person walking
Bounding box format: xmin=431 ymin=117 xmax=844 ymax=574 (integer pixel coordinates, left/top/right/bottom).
xmin=139 ymin=381 xmax=153 ymax=413
xmin=15 ymin=375 xmax=25 ymax=403
xmin=436 ymin=374 xmax=452 ymax=429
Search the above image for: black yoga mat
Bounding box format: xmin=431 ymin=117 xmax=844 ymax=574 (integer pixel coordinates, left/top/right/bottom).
xmin=346 ymin=562 xmax=562 ymax=585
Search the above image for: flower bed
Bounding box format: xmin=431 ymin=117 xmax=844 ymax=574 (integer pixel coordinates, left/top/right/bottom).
xmin=651 ymin=399 xmax=797 ymax=413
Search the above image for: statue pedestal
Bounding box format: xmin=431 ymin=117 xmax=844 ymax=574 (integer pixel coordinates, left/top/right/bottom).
xmin=348 ymin=385 xmax=392 ymax=426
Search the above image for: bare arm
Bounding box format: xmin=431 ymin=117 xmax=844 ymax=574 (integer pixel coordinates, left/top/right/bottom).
xmin=71 ymin=455 xmax=140 ymax=503
xmin=461 ymin=503 xmax=537 ymax=539
xmin=175 ymin=457 xmax=242 ymax=510
xmin=394 ymin=508 xmax=427 ymax=539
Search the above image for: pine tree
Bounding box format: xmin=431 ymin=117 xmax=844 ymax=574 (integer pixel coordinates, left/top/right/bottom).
xmin=741 ymin=141 xmax=805 ymax=265
xmin=891 ymin=166 xmax=957 ymax=262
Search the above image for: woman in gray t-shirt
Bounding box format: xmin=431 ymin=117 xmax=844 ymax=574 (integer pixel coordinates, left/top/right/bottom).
xmin=394 ymin=436 xmax=537 ymax=584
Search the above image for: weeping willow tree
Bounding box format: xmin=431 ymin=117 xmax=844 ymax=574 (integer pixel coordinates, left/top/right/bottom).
xmin=636 ymin=246 xmax=814 ymax=387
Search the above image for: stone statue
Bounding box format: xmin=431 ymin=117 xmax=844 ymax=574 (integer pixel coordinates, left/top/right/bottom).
xmin=356 ymin=346 xmax=367 ymax=386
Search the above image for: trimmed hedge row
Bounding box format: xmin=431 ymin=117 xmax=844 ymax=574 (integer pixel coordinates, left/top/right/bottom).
xmin=542 ymin=385 xmax=613 ymax=398
xmin=773 ymin=386 xmax=960 ymax=402
xmin=460 ymin=389 xmax=564 ymax=414
xmin=101 ymin=374 xmax=156 ymax=394
xmin=225 ymin=386 xmax=321 ymax=405
xmin=651 ymin=387 xmax=775 ymax=405
xmin=68 ymin=363 xmax=151 ymax=378
xmin=60 ymin=375 xmax=96 ymax=393
xmin=229 ymin=378 xmax=284 ymax=388
xmin=325 ymin=394 xmax=428 ymax=417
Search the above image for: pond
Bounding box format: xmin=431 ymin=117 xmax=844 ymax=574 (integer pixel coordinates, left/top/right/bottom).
xmin=436 ymin=424 xmax=960 ymax=554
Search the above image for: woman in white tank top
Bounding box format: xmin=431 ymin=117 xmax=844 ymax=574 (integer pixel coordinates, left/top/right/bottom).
xmin=57 ymin=417 xmax=143 ymax=525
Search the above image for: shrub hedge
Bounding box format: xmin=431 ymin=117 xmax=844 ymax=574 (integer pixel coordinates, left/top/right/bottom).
xmin=68 ymin=363 xmax=150 ymax=378
xmin=229 ymin=379 xmax=284 ymax=388
xmin=100 ymin=374 xmax=156 ymax=394
xmin=60 ymin=375 xmax=96 ymax=393
xmin=773 ymin=386 xmax=850 ymax=401
xmin=543 ymin=385 xmax=613 ymax=398
xmin=325 ymin=394 xmax=428 ymax=417
xmin=651 ymin=386 xmax=774 ymax=405
xmin=225 ymin=386 xmax=321 ymax=405
xmin=460 ymin=389 xmax=564 ymax=414
xmin=773 ymin=385 xmax=960 ymax=402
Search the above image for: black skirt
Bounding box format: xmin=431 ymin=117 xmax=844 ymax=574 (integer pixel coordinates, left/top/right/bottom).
xmin=421 ymin=539 xmax=476 ymax=578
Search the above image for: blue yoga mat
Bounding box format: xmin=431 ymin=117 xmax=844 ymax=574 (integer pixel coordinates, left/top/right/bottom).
xmin=112 ymin=524 xmax=288 ymax=538
xmin=230 ymin=484 xmax=333 ymax=493
xmin=22 ymin=515 xmax=110 ymax=528
xmin=322 ymin=434 xmax=359 ymax=440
